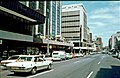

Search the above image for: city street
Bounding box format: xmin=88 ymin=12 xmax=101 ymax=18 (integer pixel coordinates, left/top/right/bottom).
xmin=0 ymin=54 xmax=120 ymax=78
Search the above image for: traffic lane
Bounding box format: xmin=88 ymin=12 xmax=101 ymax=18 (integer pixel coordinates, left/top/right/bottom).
xmin=94 ymin=55 xmax=120 ymax=78
xmin=0 ymin=57 xmax=83 ymax=78
xmin=28 ymin=54 xmax=102 ymax=78
xmin=0 ymin=54 xmax=102 ymax=78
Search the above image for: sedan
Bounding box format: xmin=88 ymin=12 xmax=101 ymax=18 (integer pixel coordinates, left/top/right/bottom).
xmin=6 ymin=55 xmax=53 ymax=74
xmin=1 ymin=55 xmax=22 ymax=67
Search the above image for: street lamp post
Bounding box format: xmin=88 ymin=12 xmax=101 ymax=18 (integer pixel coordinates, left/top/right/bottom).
xmin=47 ymin=18 xmax=50 ymax=56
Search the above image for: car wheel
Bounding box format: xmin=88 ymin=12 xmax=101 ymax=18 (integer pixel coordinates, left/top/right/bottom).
xmin=47 ymin=64 xmax=52 ymax=70
xmin=31 ymin=67 xmax=37 ymax=74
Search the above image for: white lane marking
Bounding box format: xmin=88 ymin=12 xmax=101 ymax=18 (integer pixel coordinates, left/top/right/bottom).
xmin=102 ymin=56 xmax=104 ymax=59
xmin=87 ymin=71 xmax=93 ymax=78
xmin=98 ymin=61 xmax=101 ymax=65
xmin=28 ymin=69 xmax=54 ymax=78
xmin=74 ymin=61 xmax=80 ymax=64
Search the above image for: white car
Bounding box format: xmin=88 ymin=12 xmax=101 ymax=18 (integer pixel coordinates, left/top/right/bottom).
xmin=6 ymin=55 xmax=53 ymax=74
xmin=52 ymin=51 xmax=66 ymax=60
xmin=1 ymin=55 xmax=22 ymax=67
xmin=75 ymin=53 xmax=84 ymax=57
xmin=66 ymin=53 xmax=72 ymax=59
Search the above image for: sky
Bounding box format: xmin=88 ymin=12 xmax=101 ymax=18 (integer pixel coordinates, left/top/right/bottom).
xmin=62 ymin=1 xmax=120 ymax=47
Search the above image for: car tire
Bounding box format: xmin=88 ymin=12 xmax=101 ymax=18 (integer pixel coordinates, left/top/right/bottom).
xmin=31 ymin=67 xmax=37 ymax=74
xmin=47 ymin=64 xmax=52 ymax=70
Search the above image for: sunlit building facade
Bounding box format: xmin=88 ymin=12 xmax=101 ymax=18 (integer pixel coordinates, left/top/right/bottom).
xmin=62 ymin=3 xmax=93 ymax=54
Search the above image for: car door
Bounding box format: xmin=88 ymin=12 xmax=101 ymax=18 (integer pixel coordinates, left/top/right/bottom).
xmin=34 ymin=57 xmax=44 ymax=71
xmin=38 ymin=58 xmax=48 ymax=69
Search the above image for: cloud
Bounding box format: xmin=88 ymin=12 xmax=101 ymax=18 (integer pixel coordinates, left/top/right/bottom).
xmin=90 ymin=14 xmax=114 ymax=19
xmin=88 ymin=3 xmax=120 ymax=27
xmin=89 ymin=22 xmax=106 ymax=27
xmin=88 ymin=1 xmax=120 ymax=5
xmin=88 ymin=1 xmax=120 ymax=46
xmin=91 ymin=6 xmax=119 ymax=15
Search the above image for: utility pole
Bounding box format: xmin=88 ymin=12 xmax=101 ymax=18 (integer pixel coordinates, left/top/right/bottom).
xmin=47 ymin=18 xmax=50 ymax=56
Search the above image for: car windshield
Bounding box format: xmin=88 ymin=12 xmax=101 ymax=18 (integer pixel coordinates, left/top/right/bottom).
xmin=19 ymin=57 xmax=32 ymax=61
xmin=8 ymin=56 xmax=19 ymax=60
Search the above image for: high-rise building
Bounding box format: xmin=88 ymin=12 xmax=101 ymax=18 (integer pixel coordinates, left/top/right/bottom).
xmin=62 ymin=3 xmax=92 ymax=53
xmin=20 ymin=1 xmax=61 ymax=38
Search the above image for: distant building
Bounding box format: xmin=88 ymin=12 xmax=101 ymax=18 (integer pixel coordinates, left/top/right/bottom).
xmin=62 ymin=3 xmax=94 ymax=54
xmin=108 ymin=37 xmax=112 ymax=51
xmin=110 ymin=32 xmax=120 ymax=51
xmin=95 ymin=36 xmax=103 ymax=52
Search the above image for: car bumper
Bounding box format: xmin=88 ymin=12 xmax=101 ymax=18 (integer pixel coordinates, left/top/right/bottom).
xmin=7 ymin=67 xmax=32 ymax=72
xmin=52 ymin=58 xmax=61 ymax=61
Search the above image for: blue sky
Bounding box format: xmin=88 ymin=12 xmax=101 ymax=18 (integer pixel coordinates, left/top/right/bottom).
xmin=62 ymin=1 xmax=120 ymax=47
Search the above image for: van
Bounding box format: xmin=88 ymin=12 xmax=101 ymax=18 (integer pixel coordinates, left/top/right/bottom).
xmin=52 ymin=51 xmax=66 ymax=60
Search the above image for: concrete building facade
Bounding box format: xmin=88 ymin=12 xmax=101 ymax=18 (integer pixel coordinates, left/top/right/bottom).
xmin=62 ymin=3 xmax=94 ymax=54
xmin=110 ymin=32 xmax=120 ymax=51
xmin=95 ymin=36 xmax=103 ymax=52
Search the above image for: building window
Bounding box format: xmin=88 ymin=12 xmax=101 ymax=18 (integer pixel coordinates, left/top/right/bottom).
xmin=62 ymin=20 xmax=80 ymax=23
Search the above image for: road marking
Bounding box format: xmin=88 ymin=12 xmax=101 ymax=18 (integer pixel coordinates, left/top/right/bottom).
xmin=87 ymin=71 xmax=93 ymax=78
xmin=28 ymin=69 xmax=54 ymax=78
xmin=101 ymin=57 xmax=103 ymax=60
xmin=98 ymin=61 xmax=101 ymax=64
xmin=74 ymin=61 xmax=80 ymax=64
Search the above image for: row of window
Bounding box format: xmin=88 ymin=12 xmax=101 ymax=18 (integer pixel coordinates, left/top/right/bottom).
xmin=62 ymin=20 xmax=80 ymax=23
xmin=65 ymin=37 xmax=80 ymax=38
xmin=62 ymin=15 xmax=80 ymax=18
xmin=62 ymin=25 xmax=80 ymax=28
xmin=62 ymin=11 xmax=80 ymax=16
xmin=62 ymin=31 xmax=80 ymax=33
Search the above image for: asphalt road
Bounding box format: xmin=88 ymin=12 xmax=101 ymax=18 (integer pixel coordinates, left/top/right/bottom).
xmin=0 ymin=54 xmax=120 ymax=78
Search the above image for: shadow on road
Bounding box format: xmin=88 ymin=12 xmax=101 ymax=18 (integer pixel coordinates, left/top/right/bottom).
xmin=7 ymin=69 xmax=49 ymax=77
xmin=95 ymin=65 xmax=120 ymax=78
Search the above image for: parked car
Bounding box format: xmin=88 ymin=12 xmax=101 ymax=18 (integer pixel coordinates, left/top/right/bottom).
xmin=1 ymin=55 xmax=22 ymax=67
xmin=66 ymin=53 xmax=72 ymax=59
xmin=75 ymin=53 xmax=84 ymax=57
xmin=112 ymin=53 xmax=118 ymax=58
xmin=52 ymin=51 xmax=66 ymax=61
xmin=6 ymin=55 xmax=53 ymax=74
